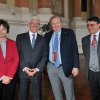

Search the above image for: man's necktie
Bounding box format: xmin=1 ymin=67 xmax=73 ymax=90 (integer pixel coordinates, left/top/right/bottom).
xmin=92 ymin=35 xmax=97 ymax=47
xmin=32 ymin=34 xmax=35 ymax=48
xmin=52 ymin=33 xmax=60 ymax=67
xmin=53 ymin=33 xmax=58 ymax=52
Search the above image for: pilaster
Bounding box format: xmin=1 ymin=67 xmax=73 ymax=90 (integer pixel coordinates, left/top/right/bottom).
xmin=93 ymin=0 xmax=100 ymax=17
xmin=14 ymin=0 xmax=30 ymax=21
xmin=0 ymin=0 xmax=10 ymax=16
xmin=70 ymin=0 xmax=88 ymax=53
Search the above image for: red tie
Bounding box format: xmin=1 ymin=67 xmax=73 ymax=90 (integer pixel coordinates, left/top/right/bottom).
xmin=92 ymin=35 xmax=97 ymax=47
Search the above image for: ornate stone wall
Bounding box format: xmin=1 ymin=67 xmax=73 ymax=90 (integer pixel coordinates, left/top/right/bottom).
xmin=1 ymin=0 xmax=100 ymax=53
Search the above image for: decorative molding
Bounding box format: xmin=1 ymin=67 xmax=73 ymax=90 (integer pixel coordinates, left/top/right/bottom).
xmin=0 ymin=3 xmax=10 ymax=14
xmin=38 ymin=8 xmax=52 ymax=14
xmin=61 ymin=17 xmax=69 ymax=28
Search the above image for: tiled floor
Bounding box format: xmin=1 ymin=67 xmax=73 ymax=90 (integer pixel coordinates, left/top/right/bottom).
xmin=15 ymin=55 xmax=92 ymax=100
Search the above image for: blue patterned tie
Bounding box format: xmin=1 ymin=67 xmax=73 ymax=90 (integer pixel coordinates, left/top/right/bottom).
xmin=53 ymin=33 xmax=58 ymax=52
xmin=53 ymin=33 xmax=60 ymax=67
xmin=32 ymin=34 xmax=35 ymax=48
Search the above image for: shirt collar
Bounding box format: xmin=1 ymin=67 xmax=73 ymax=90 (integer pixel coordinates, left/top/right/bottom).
xmin=53 ymin=30 xmax=61 ymax=36
xmin=91 ymin=30 xmax=100 ymax=42
xmin=29 ymin=31 xmax=37 ymax=36
xmin=29 ymin=31 xmax=37 ymax=40
xmin=91 ymin=30 xmax=100 ymax=37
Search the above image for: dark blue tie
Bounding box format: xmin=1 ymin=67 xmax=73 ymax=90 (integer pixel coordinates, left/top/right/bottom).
xmin=32 ymin=34 xmax=35 ymax=48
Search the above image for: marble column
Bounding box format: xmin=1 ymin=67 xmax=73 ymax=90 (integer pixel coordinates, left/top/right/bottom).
xmin=93 ymin=0 xmax=100 ymax=17
xmin=14 ymin=0 xmax=30 ymax=20
xmin=70 ymin=0 xmax=88 ymax=53
xmin=0 ymin=0 xmax=6 ymax=4
xmin=37 ymin=0 xmax=53 ymax=35
xmin=15 ymin=0 xmax=29 ymax=7
xmin=30 ymin=0 xmax=38 ymax=16
xmin=63 ymin=0 xmax=69 ymax=28
xmin=0 ymin=0 xmax=7 ymax=7
xmin=71 ymin=0 xmax=83 ymax=26
xmin=71 ymin=0 xmax=82 ymax=28
xmin=38 ymin=0 xmax=52 ymax=14
xmin=0 ymin=0 xmax=10 ymax=16
xmin=73 ymin=0 xmax=81 ymax=17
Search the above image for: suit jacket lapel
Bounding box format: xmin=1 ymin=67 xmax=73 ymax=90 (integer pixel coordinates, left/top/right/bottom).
xmin=5 ymin=39 xmax=9 ymax=59
xmin=60 ymin=29 xmax=67 ymax=47
xmin=0 ymin=39 xmax=9 ymax=60
xmin=97 ymin=33 xmax=100 ymax=53
xmin=25 ymin=32 xmax=32 ymax=49
xmin=97 ymin=33 xmax=100 ymax=68
xmin=86 ymin=35 xmax=91 ymax=59
xmin=49 ymin=31 xmax=53 ymax=43
xmin=0 ymin=45 xmax=4 ymax=60
xmin=33 ymin=34 xmax=40 ymax=48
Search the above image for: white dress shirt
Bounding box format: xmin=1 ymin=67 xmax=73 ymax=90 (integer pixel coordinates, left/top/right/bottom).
xmin=22 ymin=31 xmax=39 ymax=72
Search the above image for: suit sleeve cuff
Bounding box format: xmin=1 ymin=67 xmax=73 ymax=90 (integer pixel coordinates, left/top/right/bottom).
xmin=22 ymin=67 xmax=27 ymax=71
xmin=0 ymin=75 xmax=4 ymax=81
xmin=35 ymin=68 xmax=40 ymax=72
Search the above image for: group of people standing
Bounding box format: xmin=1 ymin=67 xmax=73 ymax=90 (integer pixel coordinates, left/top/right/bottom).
xmin=0 ymin=15 xmax=100 ymax=100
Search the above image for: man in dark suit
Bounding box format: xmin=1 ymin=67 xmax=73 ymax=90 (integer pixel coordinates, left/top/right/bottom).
xmin=82 ymin=16 xmax=100 ymax=100
xmin=16 ymin=17 xmax=47 ymax=100
xmin=45 ymin=15 xmax=79 ymax=100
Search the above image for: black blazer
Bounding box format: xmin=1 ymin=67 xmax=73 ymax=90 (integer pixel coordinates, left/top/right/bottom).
xmin=45 ymin=28 xmax=80 ymax=77
xmin=16 ymin=32 xmax=47 ymax=79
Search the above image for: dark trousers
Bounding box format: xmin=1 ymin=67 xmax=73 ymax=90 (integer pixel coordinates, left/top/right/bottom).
xmin=88 ymin=70 xmax=100 ymax=100
xmin=18 ymin=72 xmax=42 ymax=100
xmin=0 ymin=74 xmax=18 ymax=100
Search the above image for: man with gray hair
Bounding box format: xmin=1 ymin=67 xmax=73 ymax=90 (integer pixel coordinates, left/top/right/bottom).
xmin=45 ymin=15 xmax=79 ymax=100
xmin=16 ymin=17 xmax=47 ymax=100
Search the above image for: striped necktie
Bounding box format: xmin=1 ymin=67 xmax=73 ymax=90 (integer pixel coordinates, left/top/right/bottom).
xmin=92 ymin=35 xmax=97 ymax=47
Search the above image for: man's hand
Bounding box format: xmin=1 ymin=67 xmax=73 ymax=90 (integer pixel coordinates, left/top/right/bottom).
xmin=28 ymin=68 xmax=39 ymax=76
xmin=72 ymin=68 xmax=79 ymax=77
xmin=24 ymin=67 xmax=32 ymax=76
xmin=2 ymin=76 xmax=12 ymax=85
xmin=23 ymin=67 xmax=39 ymax=76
